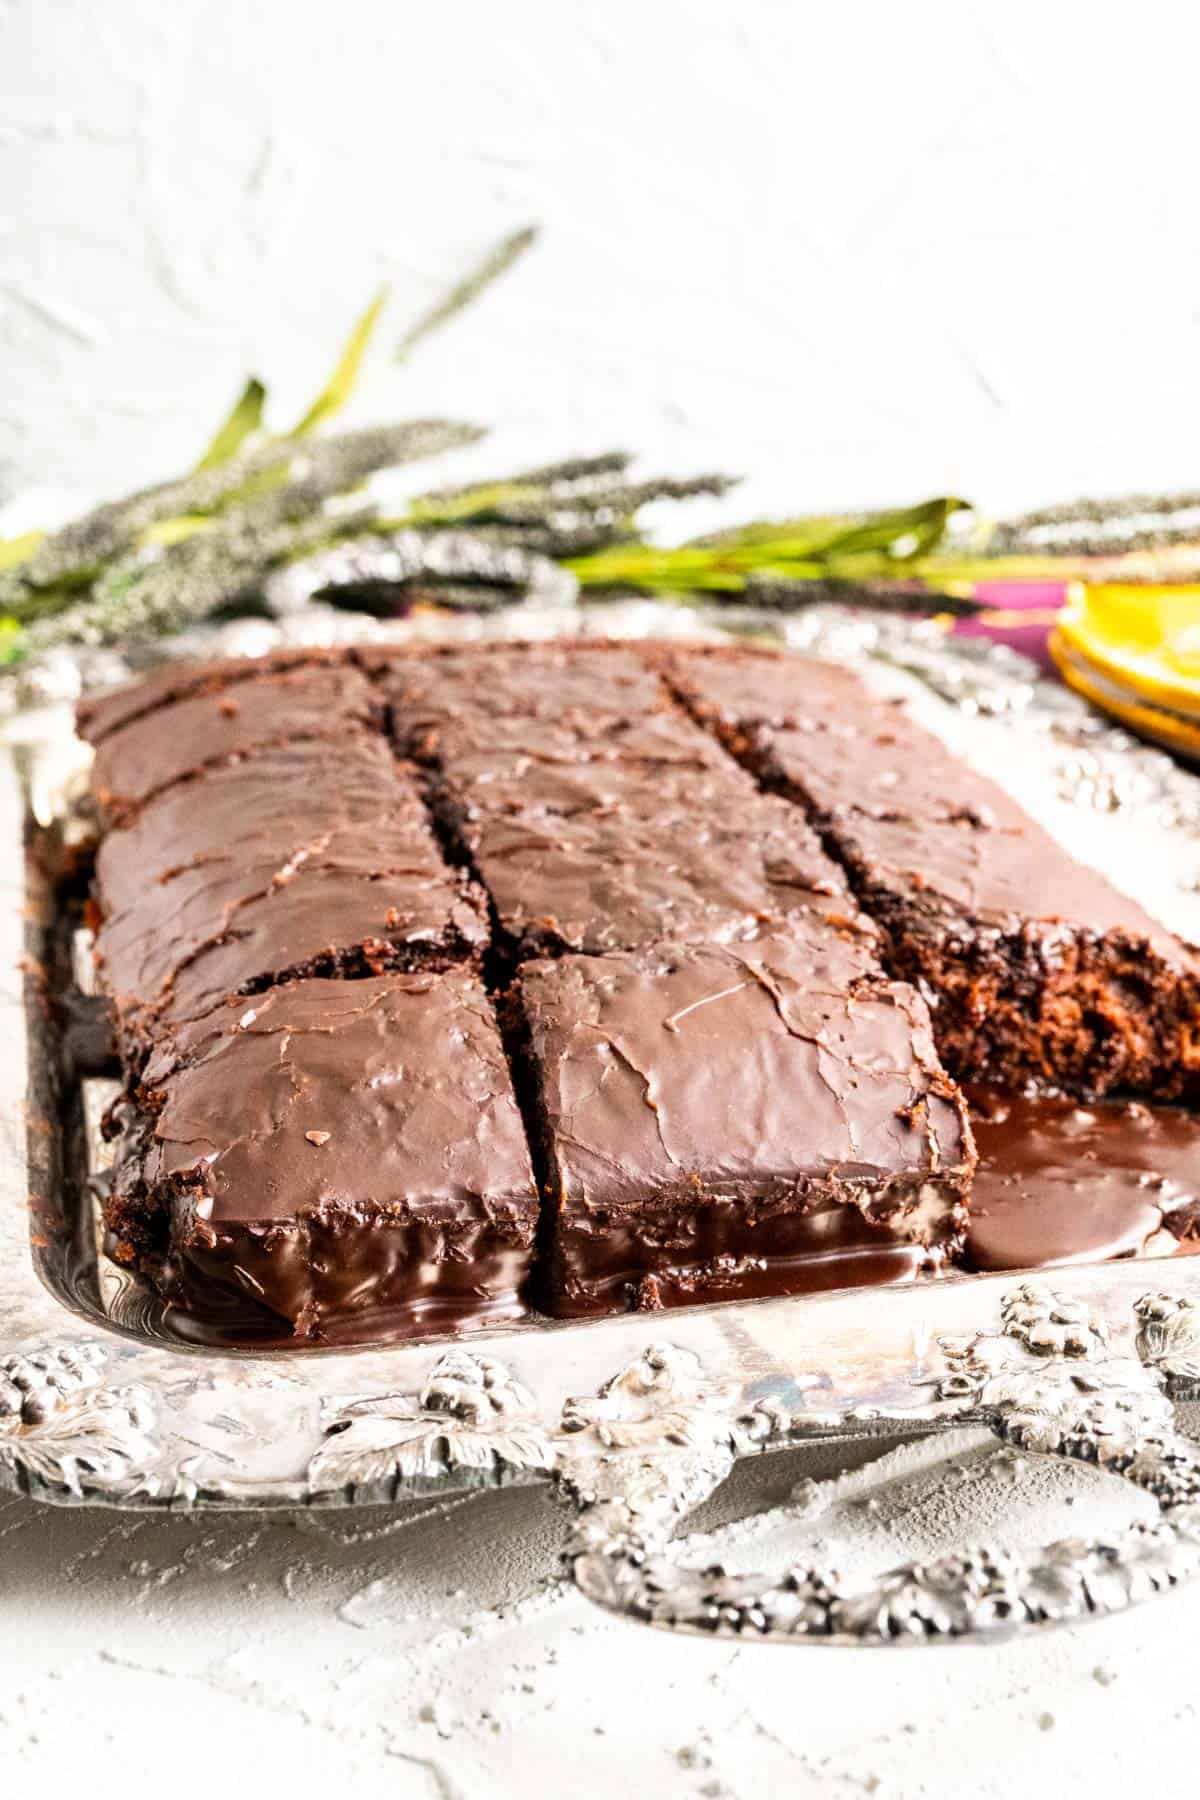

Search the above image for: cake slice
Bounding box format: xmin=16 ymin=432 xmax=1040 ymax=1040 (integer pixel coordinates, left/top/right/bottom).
xmin=455 ymin=797 xmax=853 ymax=960
xmin=387 ymin=641 xmax=857 ymax=958
xmin=92 ymin=735 xmax=486 ymax=1047
xmin=99 ymin=850 xmax=487 ymax=1045
xmin=107 ymin=972 xmax=539 ymax=1341
xmin=512 ymin=925 xmax=975 ymax=1316
xmin=82 ymin=660 xmax=380 ymax=821
xmin=373 ymin=639 xmax=668 ymax=737
xmin=94 ymin=733 xmax=416 ymax=914
xmin=668 ymin=646 xmax=1200 ymax=1100
xmin=405 ymin=707 xmax=730 ymax=809
xmin=76 ymin=646 xmax=335 ymax=743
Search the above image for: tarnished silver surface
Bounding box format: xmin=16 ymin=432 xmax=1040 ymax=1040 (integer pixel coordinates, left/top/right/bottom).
xmin=564 ymin=1273 xmax=1200 ymax=1646
xmin=260 ymin=529 xmax=580 ymax=615
xmin=3 ymin=598 xmax=1200 ymax=1649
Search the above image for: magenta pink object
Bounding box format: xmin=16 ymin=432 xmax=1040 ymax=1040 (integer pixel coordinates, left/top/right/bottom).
xmin=947 ymin=580 xmax=1069 ymax=672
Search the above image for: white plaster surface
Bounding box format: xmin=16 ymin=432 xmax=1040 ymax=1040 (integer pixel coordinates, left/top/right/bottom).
xmin=5 ymin=3 xmax=1200 ymax=1791
xmin=2 ymin=0 xmax=1199 ymax=523
xmin=6 ymin=1433 xmax=1200 ymax=1798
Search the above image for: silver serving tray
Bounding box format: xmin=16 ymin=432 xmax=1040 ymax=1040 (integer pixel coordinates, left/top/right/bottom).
xmin=5 ymin=599 xmax=1200 ymax=1649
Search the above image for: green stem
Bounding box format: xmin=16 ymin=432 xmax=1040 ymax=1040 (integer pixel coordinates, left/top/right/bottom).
xmin=393 ymin=226 xmax=538 ymax=364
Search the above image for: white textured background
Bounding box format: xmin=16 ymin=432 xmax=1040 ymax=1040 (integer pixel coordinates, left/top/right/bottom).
xmin=2 ymin=0 xmax=1199 ymax=522
xmin=7 ymin=1434 xmax=1200 ymax=1800
xmin=5 ymin=3 xmax=1200 ymax=1793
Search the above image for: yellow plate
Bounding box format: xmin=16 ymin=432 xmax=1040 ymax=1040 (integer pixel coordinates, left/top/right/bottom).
xmin=1050 ymin=627 xmax=1200 ymax=761
xmin=1056 ymin=581 xmax=1200 ymax=715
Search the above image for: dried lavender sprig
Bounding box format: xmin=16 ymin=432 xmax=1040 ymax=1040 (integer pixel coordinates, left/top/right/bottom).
xmin=7 ymin=450 xmax=614 ymax=662
xmin=1000 ymin=488 xmax=1200 ymax=528
xmin=473 ymin=519 xmax=640 ymax=558
xmin=276 ymin=422 xmax=485 ymax=503
xmin=16 ymin=419 xmax=483 ymax=591
xmin=410 ymin=471 xmax=737 ymax=531
xmin=503 ymin=450 xmax=633 ymax=487
xmin=504 ymin=471 xmax=738 ymax=520
xmin=990 ymin=489 xmax=1200 ymax=557
xmin=19 ymin=504 xmax=378 ymax=656
xmin=16 ymin=439 xmax=308 ymax=587
xmin=417 ymin=450 xmax=634 ymax=506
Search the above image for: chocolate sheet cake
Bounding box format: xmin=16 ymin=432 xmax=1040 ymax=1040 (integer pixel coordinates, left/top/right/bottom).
xmin=666 ymin=645 xmax=1200 ymax=1101
xmin=73 ymin=637 xmax=1200 ymax=1343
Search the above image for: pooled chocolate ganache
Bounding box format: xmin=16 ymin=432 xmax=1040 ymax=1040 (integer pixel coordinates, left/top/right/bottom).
xmin=73 ymin=641 xmax=1200 ymax=1342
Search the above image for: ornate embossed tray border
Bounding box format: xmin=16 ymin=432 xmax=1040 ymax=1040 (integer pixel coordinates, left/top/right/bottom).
xmin=5 ymin=599 xmax=1200 ymax=1648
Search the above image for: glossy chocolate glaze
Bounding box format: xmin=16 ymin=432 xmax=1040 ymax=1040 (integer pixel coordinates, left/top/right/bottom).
xmin=99 ymin=846 xmax=485 ymax=1041
xmin=158 ymin=1276 xmax=532 ymax=1350
xmin=146 ymin=864 xmax=484 ymax=1039
xmin=76 ymin=645 xmax=339 ymax=744
xmin=516 ymin=927 xmax=974 ymax=1317
xmin=398 ymin=646 xmax=857 ymax=960
xmin=93 ymin=735 xmax=486 ymax=1041
xmin=85 ymin=662 xmax=380 ymax=820
xmin=405 ymin=705 xmax=730 ymax=774
xmin=417 ymin=714 xmax=731 ymax=821
xmin=96 ymin=733 xmax=424 ymax=911
xmin=535 ymin=1203 xmax=931 ymax=1318
xmin=963 ymin=1085 xmax=1200 ymax=1271
xmin=158 ymin=1208 xmax=534 ymax=1346
xmin=445 ymin=792 xmax=856 ymax=960
xmin=375 ymin=639 xmax=669 ymax=732
xmin=667 ymin=648 xmax=1198 ymax=955
xmin=110 ymin=973 xmax=538 ymax=1340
